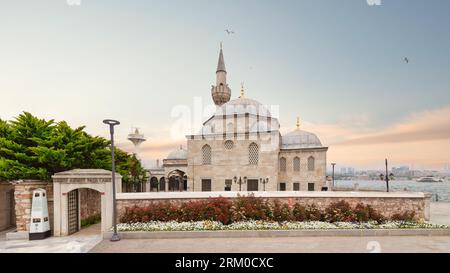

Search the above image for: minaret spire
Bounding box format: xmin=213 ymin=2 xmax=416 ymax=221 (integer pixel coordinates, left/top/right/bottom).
xmin=217 ymin=43 xmax=226 ymax=73
xmin=211 ymin=43 xmax=231 ymax=106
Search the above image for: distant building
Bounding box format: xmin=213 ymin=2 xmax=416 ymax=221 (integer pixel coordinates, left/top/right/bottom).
xmin=444 ymin=164 xmax=450 ymax=173
xmin=340 ymin=167 xmax=355 ymax=176
xmin=392 ymin=166 xmax=410 ymax=177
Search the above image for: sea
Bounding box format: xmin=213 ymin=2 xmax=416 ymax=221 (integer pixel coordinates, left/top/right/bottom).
xmin=335 ymin=180 xmax=450 ymax=202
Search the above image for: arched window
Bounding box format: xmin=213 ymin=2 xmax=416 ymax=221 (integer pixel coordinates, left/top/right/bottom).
xmin=308 ymin=156 xmax=315 ymax=171
xmin=224 ymin=140 xmax=234 ymax=150
xmin=293 ymin=157 xmax=300 ymax=172
xmin=202 ymin=144 xmax=211 ymax=165
xmin=279 ymin=157 xmax=286 ymax=172
xmin=248 ymin=142 xmax=259 ymax=165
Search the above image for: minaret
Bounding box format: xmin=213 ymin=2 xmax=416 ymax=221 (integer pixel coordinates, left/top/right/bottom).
xmin=211 ymin=43 xmax=231 ymax=106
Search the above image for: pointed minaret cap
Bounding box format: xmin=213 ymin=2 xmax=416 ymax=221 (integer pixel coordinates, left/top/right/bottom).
xmin=240 ymin=82 xmax=245 ymax=98
xmin=296 ymin=117 xmax=301 ymax=130
xmin=217 ymin=43 xmax=226 ymax=73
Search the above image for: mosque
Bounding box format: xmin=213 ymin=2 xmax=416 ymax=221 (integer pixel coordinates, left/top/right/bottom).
xmin=147 ymin=46 xmax=328 ymax=192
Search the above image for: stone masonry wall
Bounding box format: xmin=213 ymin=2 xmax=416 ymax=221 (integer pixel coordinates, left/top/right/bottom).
xmin=13 ymin=180 xmax=53 ymax=232
xmin=79 ymin=188 xmax=101 ymax=220
xmin=116 ymin=195 xmax=427 ymax=222
xmin=0 ymin=182 xmax=15 ymax=231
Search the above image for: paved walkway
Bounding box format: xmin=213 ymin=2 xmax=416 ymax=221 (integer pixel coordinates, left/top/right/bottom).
xmin=90 ymin=236 xmax=450 ymax=253
xmin=0 ymin=224 xmax=102 ymax=253
xmin=430 ymin=202 xmax=450 ymax=225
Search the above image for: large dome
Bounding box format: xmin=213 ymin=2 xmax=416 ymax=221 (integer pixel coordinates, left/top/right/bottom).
xmin=214 ymin=97 xmax=272 ymax=117
xmin=166 ymin=146 xmax=188 ymax=160
xmin=281 ymin=129 xmax=322 ymax=149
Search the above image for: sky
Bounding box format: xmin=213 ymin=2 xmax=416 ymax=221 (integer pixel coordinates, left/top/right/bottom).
xmin=0 ymin=0 xmax=449 ymax=170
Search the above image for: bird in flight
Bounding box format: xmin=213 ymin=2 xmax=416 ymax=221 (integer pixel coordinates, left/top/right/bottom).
xmin=404 ymin=57 xmax=409 ymax=63
xmin=225 ymin=29 xmax=235 ymax=35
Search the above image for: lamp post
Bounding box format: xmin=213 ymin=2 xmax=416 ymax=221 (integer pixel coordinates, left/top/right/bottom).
xmin=331 ymin=163 xmax=336 ymax=188
xmin=259 ymin=177 xmax=269 ymax=191
xmin=380 ymin=158 xmax=394 ymax=192
xmin=233 ymin=176 xmax=247 ymax=191
xmin=103 ymin=119 xmax=120 ymax=242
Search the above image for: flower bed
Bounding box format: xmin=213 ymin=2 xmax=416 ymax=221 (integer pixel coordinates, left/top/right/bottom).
xmin=120 ymin=195 xmax=419 ymax=224
xmin=116 ymin=220 xmax=449 ymax=232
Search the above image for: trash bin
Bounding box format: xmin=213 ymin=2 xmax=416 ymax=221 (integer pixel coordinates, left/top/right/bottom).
xmin=29 ymin=188 xmax=51 ymax=240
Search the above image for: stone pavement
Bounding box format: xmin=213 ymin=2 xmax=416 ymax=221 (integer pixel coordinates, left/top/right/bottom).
xmin=90 ymin=235 xmax=450 ymax=253
xmin=430 ymin=202 xmax=450 ymax=225
xmin=0 ymin=224 xmax=102 ymax=253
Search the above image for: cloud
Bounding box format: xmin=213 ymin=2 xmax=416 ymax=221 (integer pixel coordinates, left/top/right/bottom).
xmin=334 ymin=106 xmax=450 ymax=146
xmin=302 ymin=106 xmax=450 ymax=169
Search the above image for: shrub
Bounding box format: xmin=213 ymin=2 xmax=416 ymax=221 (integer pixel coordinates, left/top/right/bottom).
xmin=305 ymin=204 xmax=324 ymax=221
xmin=179 ymin=200 xmax=206 ymax=222
xmin=272 ymin=200 xmax=292 ymax=222
xmin=204 ymin=197 xmax=233 ymax=224
xmin=230 ymin=194 xmax=272 ymax=222
xmin=391 ymin=211 xmax=416 ymax=221
xmin=120 ymin=195 xmax=412 ymax=225
xmin=292 ymin=203 xmax=307 ymax=221
xmin=354 ymin=203 xmax=385 ymax=223
xmin=81 ymin=213 xmax=101 ymax=227
xmin=325 ymin=200 xmax=356 ymax=222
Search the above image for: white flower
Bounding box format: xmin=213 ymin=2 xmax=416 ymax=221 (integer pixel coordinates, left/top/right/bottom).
xmin=114 ymin=221 xmax=449 ymax=232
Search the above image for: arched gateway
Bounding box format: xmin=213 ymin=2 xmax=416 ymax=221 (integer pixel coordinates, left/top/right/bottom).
xmin=51 ymin=169 xmax=122 ymax=236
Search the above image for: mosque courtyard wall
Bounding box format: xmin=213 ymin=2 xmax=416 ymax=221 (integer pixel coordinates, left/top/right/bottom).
xmin=116 ymin=191 xmax=431 ymax=222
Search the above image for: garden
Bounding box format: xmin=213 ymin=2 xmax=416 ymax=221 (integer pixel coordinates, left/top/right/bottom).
xmin=118 ymin=195 xmax=449 ymax=232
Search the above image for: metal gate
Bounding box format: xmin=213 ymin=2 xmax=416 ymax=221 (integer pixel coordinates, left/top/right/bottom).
xmin=67 ymin=189 xmax=79 ymax=235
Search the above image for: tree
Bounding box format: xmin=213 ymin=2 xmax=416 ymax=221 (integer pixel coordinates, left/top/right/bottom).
xmin=0 ymin=112 xmax=143 ymax=182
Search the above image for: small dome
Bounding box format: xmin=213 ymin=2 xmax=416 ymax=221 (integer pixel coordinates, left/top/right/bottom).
xmin=167 ymin=146 xmax=188 ymax=160
xmin=214 ymin=97 xmax=271 ymax=117
xmin=281 ymin=129 xmax=322 ymax=149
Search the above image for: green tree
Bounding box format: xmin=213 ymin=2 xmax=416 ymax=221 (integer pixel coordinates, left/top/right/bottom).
xmin=0 ymin=112 xmax=143 ymax=182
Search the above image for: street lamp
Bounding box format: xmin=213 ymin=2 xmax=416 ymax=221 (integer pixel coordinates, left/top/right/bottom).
xmin=331 ymin=163 xmax=336 ymax=188
xmin=233 ymin=176 xmax=247 ymax=191
xmin=103 ymin=119 xmax=120 ymax=242
xmin=259 ymin=177 xmax=269 ymax=191
xmin=380 ymin=158 xmax=394 ymax=192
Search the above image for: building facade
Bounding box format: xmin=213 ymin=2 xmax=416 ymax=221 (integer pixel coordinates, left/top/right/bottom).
xmin=147 ymin=46 xmax=328 ymax=192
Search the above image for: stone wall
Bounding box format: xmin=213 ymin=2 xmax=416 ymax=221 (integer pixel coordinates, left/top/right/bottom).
xmin=0 ymin=182 xmax=15 ymax=231
xmin=12 ymin=180 xmax=53 ymax=232
xmin=278 ymin=148 xmax=328 ymax=191
xmin=79 ymin=188 xmax=101 ymax=220
xmin=116 ymin=191 xmax=431 ymax=222
xmin=187 ymin=134 xmax=280 ymax=191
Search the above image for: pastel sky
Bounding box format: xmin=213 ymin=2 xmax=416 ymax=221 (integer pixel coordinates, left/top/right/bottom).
xmin=0 ymin=0 xmax=449 ymax=170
